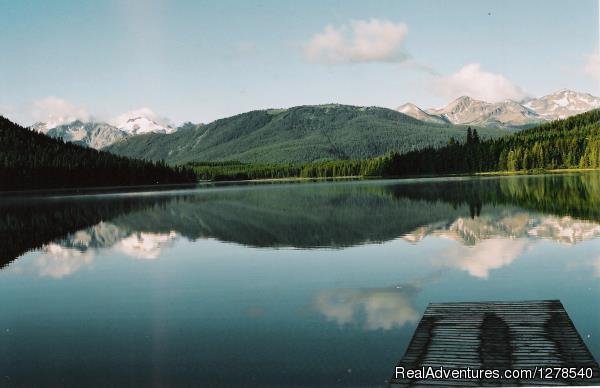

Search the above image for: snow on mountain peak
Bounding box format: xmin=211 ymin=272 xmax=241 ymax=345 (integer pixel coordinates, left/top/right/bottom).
xmin=110 ymin=108 xmax=176 ymax=135
xmin=523 ymin=89 xmax=600 ymax=120
xmin=29 ymin=107 xmax=179 ymax=149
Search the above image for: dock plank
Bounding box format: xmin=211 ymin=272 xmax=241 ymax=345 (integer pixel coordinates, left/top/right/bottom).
xmin=389 ymin=300 xmax=600 ymax=387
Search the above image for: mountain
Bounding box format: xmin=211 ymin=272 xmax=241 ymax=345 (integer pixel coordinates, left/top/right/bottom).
xmin=398 ymin=90 xmax=600 ymax=129
xmin=111 ymin=114 xmax=176 ymax=135
xmin=31 ymin=109 xmax=177 ymax=148
xmin=523 ymin=89 xmax=600 ymax=120
xmin=32 ymin=120 xmax=128 ymax=149
xmin=426 ymin=97 xmax=542 ymax=128
xmin=0 ymin=116 xmax=195 ymax=191
xmin=396 ymin=103 xmax=449 ymax=125
xmin=104 ymin=104 xmax=507 ymax=164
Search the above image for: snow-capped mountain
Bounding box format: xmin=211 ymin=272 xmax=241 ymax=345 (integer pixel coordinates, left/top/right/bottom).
xmin=31 ymin=108 xmax=178 ymax=148
xmin=398 ymin=90 xmax=600 ymax=129
xmin=32 ymin=120 xmax=128 ymax=149
xmin=426 ymin=97 xmax=542 ymax=128
xmin=112 ymin=115 xmax=176 ymax=135
xmin=110 ymin=108 xmax=176 ymax=135
xmin=523 ymin=89 xmax=600 ymax=120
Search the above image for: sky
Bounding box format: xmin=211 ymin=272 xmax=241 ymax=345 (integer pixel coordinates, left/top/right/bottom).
xmin=0 ymin=0 xmax=599 ymax=126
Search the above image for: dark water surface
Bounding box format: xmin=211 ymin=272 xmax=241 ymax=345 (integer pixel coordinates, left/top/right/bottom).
xmin=1 ymin=173 xmax=599 ymax=387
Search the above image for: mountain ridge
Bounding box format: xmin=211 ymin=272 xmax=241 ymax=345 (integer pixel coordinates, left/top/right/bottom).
xmin=398 ymin=89 xmax=600 ymax=128
xmin=26 ymin=89 xmax=598 ymax=151
xmin=104 ymin=104 xmax=507 ymax=164
xmin=31 ymin=109 xmax=178 ymax=149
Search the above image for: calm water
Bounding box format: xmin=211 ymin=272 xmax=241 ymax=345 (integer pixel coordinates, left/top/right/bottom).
xmin=1 ymin=173 xmax=599 ymax=387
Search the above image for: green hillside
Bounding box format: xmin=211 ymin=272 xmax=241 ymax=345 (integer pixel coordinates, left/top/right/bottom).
xmin=383 ymin=109 xmax=600 ymax=175
xmin=105 ymin=104 xmax=507 ymax=164
xmin=0 ymin=116 xmax=196 ymax=191
xmin=186 ymin=110 xmax=600 ymax=181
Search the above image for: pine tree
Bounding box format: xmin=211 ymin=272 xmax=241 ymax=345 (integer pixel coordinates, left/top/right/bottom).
xmin=466 ymin=127 xmax=473 ymax=144
xmin=472 ymin=128 xmax=480 ymax=144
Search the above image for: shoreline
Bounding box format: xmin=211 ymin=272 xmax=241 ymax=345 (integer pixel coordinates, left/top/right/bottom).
xmin=474 ymin=167 xmax=600 ymax=176
xmin=0 ymin=182 xmax=199 ymax=198
xmin=202 ymin=167 xmax=600 ymax=185
xmin=1 ymin=168 xmax=598 ymax=198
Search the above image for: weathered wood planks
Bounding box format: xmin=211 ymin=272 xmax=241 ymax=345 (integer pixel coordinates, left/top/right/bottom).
xmin=389 ymin=300 xmax=600 ymax=387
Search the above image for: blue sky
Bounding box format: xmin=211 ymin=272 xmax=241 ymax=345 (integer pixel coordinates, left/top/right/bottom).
xmin=0 ymin=0 xmax=599 ymax=125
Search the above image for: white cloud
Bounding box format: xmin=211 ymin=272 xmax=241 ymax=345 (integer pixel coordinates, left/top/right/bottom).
xmin=584 ymin=54 xmax=600 ymax=81
xmin=434 ymin=63 xmax=528 ymax=102
xmin=305 ymin=19 xmax=409 ymax=64
xmin=31 ymin=96 xmax=90 ymax=128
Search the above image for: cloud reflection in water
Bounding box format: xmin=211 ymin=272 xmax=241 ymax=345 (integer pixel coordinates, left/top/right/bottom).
xmin=313 ymin=284 xmax=420 ymax=330
xmin=441 ymin=238 xmax=529 ymax=279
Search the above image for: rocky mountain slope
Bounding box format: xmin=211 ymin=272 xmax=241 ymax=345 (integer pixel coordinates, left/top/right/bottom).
xmin=396 ymin=103 xmax=450 ymax=125
xmin=398 ymin=90 xmax=600 ymax=129
xmin=32 ymin=121 xmax=128 ymax=149
xmin=523 ymin=89 xmax=600 ymax=120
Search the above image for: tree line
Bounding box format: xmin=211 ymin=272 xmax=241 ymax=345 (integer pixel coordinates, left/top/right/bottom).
xmin=189 ymin=158 xmax=388 ymax=181
xmin=381 ymin=109 xmax=600 ymax=176
xmin=5 ymin=107 xmax=596 ymax=189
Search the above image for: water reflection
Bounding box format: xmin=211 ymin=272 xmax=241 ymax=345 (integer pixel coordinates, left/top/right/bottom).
xmin=26 ymin=244 xmax=95 ymax=279
xmin=314 ymin=283 xmax=421 ymax=330
xmin=439 ymin=238 xmax=529 ymax=279
xmin=592 ymin=257 xmax=600 ymax=277
xmin=0 ymin=195 xmax=174 ymax=266
xmin=9 ymin=224 xmax=180 ymax=278
xmin=2 ymin=173 xmax=600 ymax=272
xmin=1 ymin=173 xmax=599 ymax=387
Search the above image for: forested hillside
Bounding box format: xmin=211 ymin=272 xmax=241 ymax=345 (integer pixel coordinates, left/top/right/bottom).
xmin=105 ymin=104 xmax=506 ymax=164
xmin=0 ymin=116 xmax=196 ymax=191
xmin=190 ymin=110 xmax=600 ymax=181
xmin=383 ymin=109 xmax=600 ymax=175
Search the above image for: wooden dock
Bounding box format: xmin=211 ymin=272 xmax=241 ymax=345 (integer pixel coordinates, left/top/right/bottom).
xmin=390 ymin=300 xmax=600 ymax=387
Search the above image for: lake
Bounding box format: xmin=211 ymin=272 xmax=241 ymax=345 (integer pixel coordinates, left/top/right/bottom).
xmin=1 ymin=173 xmax=599 ymax=387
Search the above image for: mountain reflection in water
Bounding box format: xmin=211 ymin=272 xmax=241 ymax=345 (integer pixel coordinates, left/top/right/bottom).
xmin=2 ymin=173 xmax=600 ymax=274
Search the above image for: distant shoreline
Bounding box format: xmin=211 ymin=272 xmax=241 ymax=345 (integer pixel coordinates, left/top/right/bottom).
xmin=0 ymin=182 xmax=199 ymax=199
xmin=199 ymin=167 xmax=600 ymax=185
xmin=1 ymin=168 xmax=598 ymax=198
xmin=474 ymin=168 xmax=600 ymax=176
